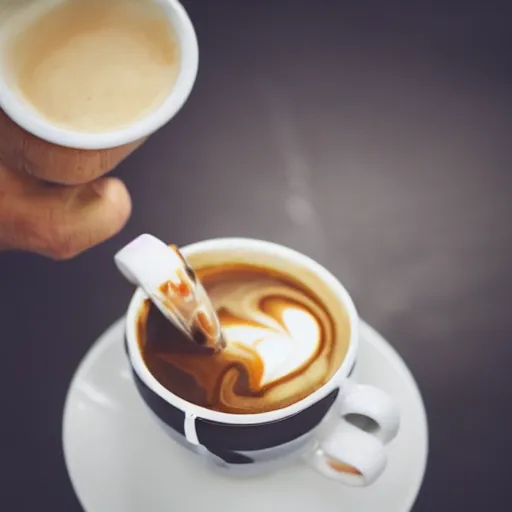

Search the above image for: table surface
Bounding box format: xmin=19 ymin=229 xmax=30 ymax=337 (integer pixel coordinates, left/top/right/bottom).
xmin=1 ymin=1 xmax=511 ymax=510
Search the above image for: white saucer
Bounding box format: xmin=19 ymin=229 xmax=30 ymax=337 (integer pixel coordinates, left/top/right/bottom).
xmin=63 ymin=318 xmax=428 ymax=512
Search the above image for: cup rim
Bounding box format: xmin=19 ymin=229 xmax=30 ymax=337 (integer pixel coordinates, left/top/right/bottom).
xmin=125 ymin=238 xmax=359 ymax=425
xmin=0 ymin=0 xmax=198 ymax=150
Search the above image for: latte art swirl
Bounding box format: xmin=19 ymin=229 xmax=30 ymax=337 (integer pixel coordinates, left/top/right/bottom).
xmin=211 ymin=279 xmax=331 ymax=386
xmin=138 ymin=265 xmax=348 ymax=414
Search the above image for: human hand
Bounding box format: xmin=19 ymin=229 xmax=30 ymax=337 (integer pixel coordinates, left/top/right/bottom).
xmin=0 ymin=110 xmax=142 ymax=259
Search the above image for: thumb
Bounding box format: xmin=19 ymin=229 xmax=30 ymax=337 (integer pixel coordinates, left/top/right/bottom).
xmin=0 ymin=171 xmax=132 ymax=258
xmin=45 ymin=177 xmax=132 ymax=259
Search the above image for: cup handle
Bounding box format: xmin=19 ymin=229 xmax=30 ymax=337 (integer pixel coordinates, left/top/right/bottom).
xmin=306 ymin=382 xmax=400 ymax=486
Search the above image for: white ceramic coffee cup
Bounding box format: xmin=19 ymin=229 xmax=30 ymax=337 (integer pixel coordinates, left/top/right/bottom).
xmin=118 ymin=236 xmax=401 ymax=487
xmin=0 ymin=0 xmax=198 ymax=150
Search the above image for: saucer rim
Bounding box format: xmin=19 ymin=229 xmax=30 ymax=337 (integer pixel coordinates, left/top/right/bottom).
xmin=359 ymin=321 xmax=429 ymax=511
xmin=62 ymin=317 xmax=429 ymax=512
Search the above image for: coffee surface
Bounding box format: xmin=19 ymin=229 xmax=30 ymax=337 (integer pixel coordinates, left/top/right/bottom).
xmin=137 ymin=265 xmax=350 ymax=414
xmin=5 ymin=0 xmax=179 ymax=133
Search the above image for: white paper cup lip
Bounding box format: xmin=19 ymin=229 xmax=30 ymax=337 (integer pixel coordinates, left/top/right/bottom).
xmin=0 ymin=0 xmax=198 ymax=150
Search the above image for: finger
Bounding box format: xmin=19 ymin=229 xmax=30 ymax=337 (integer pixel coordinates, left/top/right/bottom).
xmin=0 ymin=168 xmax=132 ymax=259
xmin=0 ymin=109 xmax=147 ymax=184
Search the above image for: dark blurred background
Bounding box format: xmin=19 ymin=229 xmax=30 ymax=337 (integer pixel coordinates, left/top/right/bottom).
xmin=1 ymin=0 xmax=512 ymax=510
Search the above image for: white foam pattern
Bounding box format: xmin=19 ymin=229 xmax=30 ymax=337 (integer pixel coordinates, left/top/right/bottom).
xmin=207 ymin=277 xmax=330 ymax=387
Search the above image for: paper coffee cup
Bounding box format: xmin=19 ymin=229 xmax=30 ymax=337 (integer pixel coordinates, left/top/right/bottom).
xmin=0 ymin=0 xmax=198 ymax=150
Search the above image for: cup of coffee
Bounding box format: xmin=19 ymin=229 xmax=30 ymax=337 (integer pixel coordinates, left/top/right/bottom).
xmin=121 ymin=237 xmax=400 ymax=486
xmin=0 ymin=0 xmax=198 ymax=149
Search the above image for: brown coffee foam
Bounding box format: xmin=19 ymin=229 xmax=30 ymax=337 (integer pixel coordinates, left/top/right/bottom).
xmin=137 ymin=264 xmax=350 ymax=414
